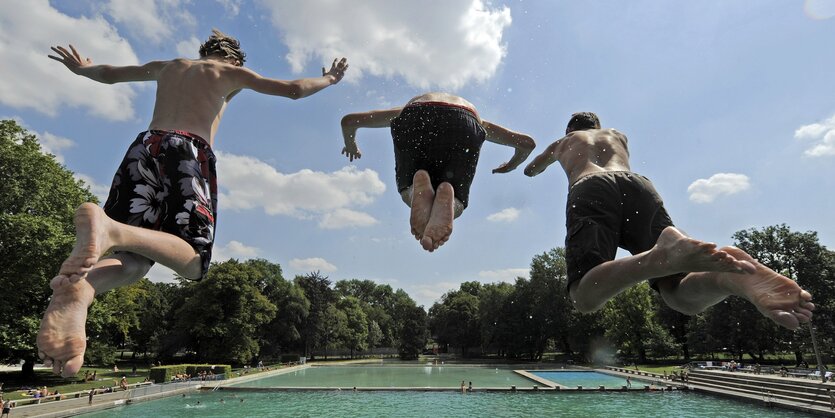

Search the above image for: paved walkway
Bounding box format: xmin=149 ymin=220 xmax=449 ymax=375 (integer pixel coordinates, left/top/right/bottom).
xmin=7 ymin=365 xmax=308 ymax=418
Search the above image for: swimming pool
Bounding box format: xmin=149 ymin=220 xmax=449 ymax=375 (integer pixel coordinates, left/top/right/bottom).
xmin=85 ymin=390 xmax=809 ymax=417
xmin=529 ymin=370 xmax=643 ymax=388
xmin=231 ymin=365 xmax=533 ymax=388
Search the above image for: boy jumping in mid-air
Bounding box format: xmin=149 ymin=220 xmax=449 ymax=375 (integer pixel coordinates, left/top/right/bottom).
xmin=524 ymin=112 xmax=814 ymax=330
xmin=340 ymin=92 xmax=535 ymax=252
xmin=38 ymin=29 xmax=348 ymax=377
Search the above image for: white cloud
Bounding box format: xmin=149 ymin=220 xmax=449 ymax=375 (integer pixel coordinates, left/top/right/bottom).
xmin=407 ymin=281 xmax=461 ymax=307
xmin=804 ymin=0 xmax=835 ymax=20
xmin=258 ymin=0 xmax=512 ymax=90
xmin=37 ymin=131 xmax=75 ymax=163
xmin=687 ymin=173 xmax=751 ymax=204
xmin=217 ymin=152 xmax=385 ymax=228
xmin=145 ymin=264 xmax=178 ymax=283
xmin=319 ymin=208 xmax=379 ymax=229
xmin=176 ymin=36 xmax=201 ymax=59
xmin=74 ymin=173 xmax=111 ymax=202
xmin=478 ymin=268 xmax=529 ymax=283
xmin=215 ymin=0 xmax=243 ymax=16
xmin=794 ymin=114 xmax=835 ymax=157
xmin=289 ymin=257 xmax=337 ymax=273
xmin=486 ymin=207 xmax=520 ymax=222
xmin=103 ymin=0 xmax=196 ymax=45
xmin=213 ymin=240 xmax=260 ymax=261
xmin=0 ymin=0 xmax=139 ymax=120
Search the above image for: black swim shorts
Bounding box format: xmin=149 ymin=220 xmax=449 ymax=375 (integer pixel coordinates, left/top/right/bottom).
xmin=103 ymin=130 xmax=218 ymax=280
xmin=564 ymin=171 xmax=680 ymax=292
xmin=390 ymin=102 xmax=486 ymax=209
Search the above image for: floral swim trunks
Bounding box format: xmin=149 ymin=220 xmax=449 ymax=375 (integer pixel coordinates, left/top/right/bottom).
xmin=103 ymin=130 xmax=217 ymax=280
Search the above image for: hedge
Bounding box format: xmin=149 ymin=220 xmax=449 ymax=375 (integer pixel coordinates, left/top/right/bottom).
xmin=149 ymin=364 xmax=232 ymax=383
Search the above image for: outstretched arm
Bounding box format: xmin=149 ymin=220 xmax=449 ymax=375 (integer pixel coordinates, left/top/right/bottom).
xmin=238 ymin=58 xmax=349 ymax=100
xmin=524 ymin=136 xmax=565 ymax=177
xmin=340 ymin=108 xmax=403 ymax=162
xmin=49 ymin=45 xmax=165 ymax=84
xmin=482 ymin=121 xmax=536 ymax=174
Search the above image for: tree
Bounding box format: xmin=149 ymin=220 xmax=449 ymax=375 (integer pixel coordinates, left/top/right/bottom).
xmin=477 ymin=282 xmax=514 ymax=356
xmin=602 ymin=283 xmax=678 ymax=363
xmin=367 ymin=320 xmax=383 ymax=355
xmin=429 ymin=289 xmax=480 ymax=357
xmin=731 ymin=225 xmax=835 ymax=362
xmin=173 ymin=260 xmax=276 ymax=364
xmin=295 ymin=271 xmax=336 ymax=358
xmin=0 ymin=120 xmax=96 ymax=376
xmin=336 ymin=296 xmax=369 ymax=358
xmin=397 ymin=304 xmax=427 ymax=360
xmin=249 ymin=259 xmax=309 ymax=359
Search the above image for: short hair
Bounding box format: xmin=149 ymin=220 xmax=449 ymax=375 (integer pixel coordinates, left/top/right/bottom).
xmin=566 ymin=112 xmax=601 ymax=133
xmin=199 ymin=29 xmax=246 ymax=66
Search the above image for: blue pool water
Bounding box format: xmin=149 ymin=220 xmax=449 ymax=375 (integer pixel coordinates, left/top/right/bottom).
xmin=530 ymin=370 xmax=642 ymax=388
xmin=84 ymin=390 xmax=808 ymax=417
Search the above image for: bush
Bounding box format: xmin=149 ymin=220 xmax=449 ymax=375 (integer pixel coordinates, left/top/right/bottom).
xmin=148 ymin=364 xmax=231 ymax=383
xmin=84 ymin=341 xmax=116 ymax=366
xmin=280 ymin=354 xmax=301 ymax=363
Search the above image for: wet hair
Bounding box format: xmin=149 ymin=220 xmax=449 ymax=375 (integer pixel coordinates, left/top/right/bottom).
xmin=199 ymin=29 xmax=246 ymax=66
xmin=566 ymin=112 xmax=601 ymax=134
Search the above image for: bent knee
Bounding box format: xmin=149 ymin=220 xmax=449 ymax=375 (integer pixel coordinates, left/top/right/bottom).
xmin=176 ymin=256 xmax=204 ymax=280
xmin=569 ymin=282 xmax=603 ymax=314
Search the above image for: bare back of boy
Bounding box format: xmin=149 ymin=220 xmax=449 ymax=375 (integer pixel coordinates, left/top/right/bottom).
xmin=38 ymin=38 xmax=347 ymax=377
xmin=524 ymin=113 xmax=814 ymax=330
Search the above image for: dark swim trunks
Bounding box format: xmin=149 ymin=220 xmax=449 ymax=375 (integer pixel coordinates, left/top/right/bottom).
xmin=390 ymin=102 xmax=486 ymax=209
xmin=564 ymin=171 xmax=680 ymax=292
xmin=103 ymin=130 xmax=218 ymax=280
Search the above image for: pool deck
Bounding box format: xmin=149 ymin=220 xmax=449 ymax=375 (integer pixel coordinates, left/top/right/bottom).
xmin=604 ymin=367 xmax=835 ymax=417
xmin=8 ymin=364 xmax=310 ymax=418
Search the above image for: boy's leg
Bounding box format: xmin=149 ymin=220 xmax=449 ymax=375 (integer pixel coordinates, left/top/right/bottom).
xmin=58 ymin=203 xmax=202 ymax=280
xmin=658 ymin=246 xmax=814 ymax=330
xmin=569 ymin=226 xmax=754 ymax=313
xmin=38 ymin=253 xmax=153 ymax=377
xmin=39 ymin=202 xmax=203 ymax=377
xmin=407 ymin=170 xmax=435 ymax=240
xmin=420 ymin=182 xmax=462 ymax=252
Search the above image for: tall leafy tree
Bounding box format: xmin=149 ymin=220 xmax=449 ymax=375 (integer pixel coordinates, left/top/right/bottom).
xmin=336 ymin=296 xmax=369 ymax=358
xmin=732 ymin=225 xmax=835 ymax=362
xmin=602 ymin=283 xmax=678 ymax=363
xmin=429 ymin=289 xmax=480 ymax=357
xmin=249 ymin=259 xmax=310 ymax=358
xmin=295 ymin=271 xmax=336 ymax=358
xmin=0 ymin=120 xmax=96 ymax=376
xmin=397 ymin=303 xmax=427 ymax=360
xmin=173 ymin=260 xmax=276 ymax=364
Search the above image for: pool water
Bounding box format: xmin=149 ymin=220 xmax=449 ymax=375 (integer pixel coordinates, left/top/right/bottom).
xmin=85 ymin=390 xmax=808 ymax=418
xmin=232 ymin=366 xmax=533 ymax=388
xmin=530 ymin=370 xmax=642 ymax=388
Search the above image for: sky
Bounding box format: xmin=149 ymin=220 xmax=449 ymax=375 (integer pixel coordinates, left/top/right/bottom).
xmin=1 ymin=0 xmax=834 ymax=309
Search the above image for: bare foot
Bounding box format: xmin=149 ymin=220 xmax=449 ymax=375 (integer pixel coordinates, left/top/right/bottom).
xmin=420 ymin=183 xmax=454 ymax=252
xmin=721 ymin=247 xmax=814 ymax=330
xmin=59 ymin=203 xmax=112 ymax=281
xmin=37 ymin=276 xmax=95 ymax=377
xmin=409 ymin=170 xmax=434 ymax=240
xmin=649 ymin=227 xmax=755 ymax=276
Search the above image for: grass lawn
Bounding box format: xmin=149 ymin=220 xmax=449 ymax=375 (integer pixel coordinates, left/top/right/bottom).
xmin=0 ymin=366 xmax=151 ymax=401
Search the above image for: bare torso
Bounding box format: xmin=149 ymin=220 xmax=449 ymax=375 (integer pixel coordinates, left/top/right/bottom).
xmin=555 ymin=128 xmax=632 ymax=185
xmin=406 ymin=92 xmax=481 ymax=123
xmin=148 ymin=58 xmax=241 ymax=145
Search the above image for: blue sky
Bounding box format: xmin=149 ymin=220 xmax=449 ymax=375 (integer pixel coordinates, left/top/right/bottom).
xmin=1 ymin=0 xmax=833 ymax=308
